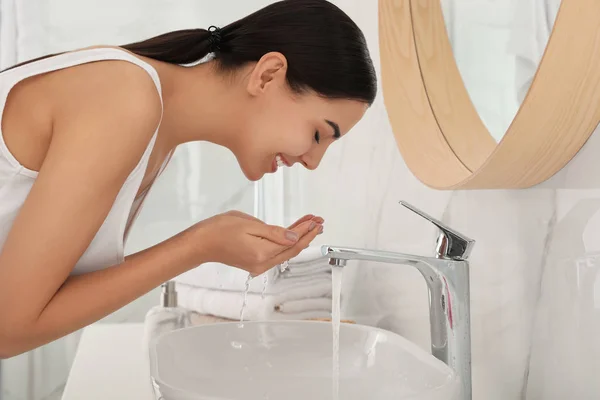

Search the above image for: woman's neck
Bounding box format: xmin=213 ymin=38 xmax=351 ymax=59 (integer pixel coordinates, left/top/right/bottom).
xmin=150 ymin=59 xmax=243 ymax=151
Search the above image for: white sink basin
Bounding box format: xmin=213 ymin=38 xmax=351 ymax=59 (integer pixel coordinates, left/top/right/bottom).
xmin=149 ymin=321 xmax=460 ymax=400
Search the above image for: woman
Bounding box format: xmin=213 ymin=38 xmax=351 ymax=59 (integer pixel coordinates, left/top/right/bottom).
xmin=0 ymin=0 xmax=376 ymax=358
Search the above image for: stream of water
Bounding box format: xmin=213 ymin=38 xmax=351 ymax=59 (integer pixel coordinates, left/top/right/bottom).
xmin=238 ymin=264 xmax=344 ymax=400
xmin=331 ymin=266 xmax=343 ymax=400
xmin=239 ymin=274 xmax=253 ymax=323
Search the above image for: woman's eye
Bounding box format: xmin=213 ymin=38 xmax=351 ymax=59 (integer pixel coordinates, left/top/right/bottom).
xmin=314 ymin=130 xmax=321 ymax=144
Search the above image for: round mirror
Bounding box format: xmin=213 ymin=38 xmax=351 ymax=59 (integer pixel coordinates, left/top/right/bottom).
xmin=440 ymin=0 xmax=560 ymax=142
xmin=379 ymin=0 xmax=600 ymax=189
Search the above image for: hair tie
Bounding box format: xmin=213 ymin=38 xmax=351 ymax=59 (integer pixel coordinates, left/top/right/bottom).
xmin=208 ymin=25 xmax=222 ymax=52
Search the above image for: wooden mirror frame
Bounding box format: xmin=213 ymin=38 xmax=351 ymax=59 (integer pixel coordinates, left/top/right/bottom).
xmin=379 ymin=0 xmax=600 ymax=189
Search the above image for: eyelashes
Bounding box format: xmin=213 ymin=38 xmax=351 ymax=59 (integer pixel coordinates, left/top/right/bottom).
xmin=314 ymin=130 xmax=320 ymax=144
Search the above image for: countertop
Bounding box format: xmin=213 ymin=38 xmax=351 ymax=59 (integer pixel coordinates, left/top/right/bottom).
xmin=62 ymin=314 xmax=230 ymax=400
xmin=61 ymin=323 xmax=154 ymax=400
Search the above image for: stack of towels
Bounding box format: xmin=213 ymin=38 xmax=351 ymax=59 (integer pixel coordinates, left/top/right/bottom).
xmin=175 ymin=246 xmax=333 ymax=321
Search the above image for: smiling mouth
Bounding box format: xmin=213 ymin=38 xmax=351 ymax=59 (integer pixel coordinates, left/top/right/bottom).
xmin=276 ymin=154 xmax=285 ymax=168
xmin=272 ymin=154 xmax=292 ymax=172
xmin=278 ymin=154 xmax=293 ymax=167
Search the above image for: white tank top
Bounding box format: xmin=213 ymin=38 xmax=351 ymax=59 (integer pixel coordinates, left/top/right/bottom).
xmin=0 ymin=47 xmax=164 ymax=275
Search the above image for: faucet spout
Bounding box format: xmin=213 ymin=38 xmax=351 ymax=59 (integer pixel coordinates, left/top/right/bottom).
xmin=322 ymin=245 xmax=472 ymax=400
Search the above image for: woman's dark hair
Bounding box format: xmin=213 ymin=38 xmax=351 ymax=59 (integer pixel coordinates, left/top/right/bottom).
xmin=2 ymin=0 xmax=376 ymax=105
xmin=123 ymin=0 xmax=377 ymax=105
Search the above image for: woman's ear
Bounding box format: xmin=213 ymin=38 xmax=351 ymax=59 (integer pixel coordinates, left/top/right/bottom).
xmin=246 ymin=52 xmax=288 ymax=96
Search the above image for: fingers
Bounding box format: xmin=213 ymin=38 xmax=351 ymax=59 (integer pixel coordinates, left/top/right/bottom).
xmin=251 ymin=218 xmax=323 ymax=247
xmin=251 ymin=223 xmax=301 ymax=246
xmin=311 ymin=216 xmax=325 ymax=225
xmin=287 ymin=214 xmax=313 ymax=229
xmin=290 ymin=219 xmax=321 ymax=237
xmin=247 ymin=220 xmax=324 ymax=275
xmin=269 ymin=223 xmax=323 ymax=265
xmin=225 ymin=210 xmax=323 ymax=228
xmin=288 ymin=215 xmax=324 ymax=230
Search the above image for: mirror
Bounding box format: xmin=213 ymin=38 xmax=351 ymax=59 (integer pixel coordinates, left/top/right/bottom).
xmin=379 ymin=0 xmax=600 ymax=189
xmin=440 ymin=0 xmax=559 ymax=142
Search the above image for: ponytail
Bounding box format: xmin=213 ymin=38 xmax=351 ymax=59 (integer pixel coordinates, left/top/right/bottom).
xmin=121 ymin=29 xmax=214 ymax=65
xmin=1 ymin=28 xmax=216 ymax=74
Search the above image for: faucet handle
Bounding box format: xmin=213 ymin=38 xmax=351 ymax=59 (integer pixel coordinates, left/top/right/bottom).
xmin=399 ymin=201 xmax=475 ymax=260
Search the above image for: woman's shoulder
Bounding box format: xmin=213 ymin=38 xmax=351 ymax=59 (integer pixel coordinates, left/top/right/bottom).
xmin=45 ymin=50 xmax=163 ymax=164
xmin=2 ymin=47 xmax=162 ymax=175
xmin=49 ymin=49 xmax=163 ymax=127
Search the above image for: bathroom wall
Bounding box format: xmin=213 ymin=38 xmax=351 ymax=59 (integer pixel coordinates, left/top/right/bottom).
xmin=286 ymin=0 xmax=600 ymax=399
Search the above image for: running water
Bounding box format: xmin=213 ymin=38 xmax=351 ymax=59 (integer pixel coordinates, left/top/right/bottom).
xmin=331 ymin=266 xmax=343 ymax=400
xmin=261 ymin=273 xmax=268 ymax=299
xmin=279 ymin=260 xmax=289 ymax=273
xmin=239 ymin=274 xmax=253 ymax=323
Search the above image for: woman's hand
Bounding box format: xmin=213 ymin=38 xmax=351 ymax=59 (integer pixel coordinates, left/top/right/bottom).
xmin=178 ymin=211 xmax=324 ymax=275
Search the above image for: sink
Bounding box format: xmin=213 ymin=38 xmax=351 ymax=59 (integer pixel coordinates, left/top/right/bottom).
xmin=149 ymin=321 xmax=460 ymax=400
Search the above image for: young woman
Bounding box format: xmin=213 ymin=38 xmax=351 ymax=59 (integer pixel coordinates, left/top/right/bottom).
xmin=0 ymin=0 xmax=376 ymax=357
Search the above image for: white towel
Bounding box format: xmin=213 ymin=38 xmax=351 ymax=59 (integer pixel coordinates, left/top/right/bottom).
xmin=175 ymin=245 xmax=330 ymax=293
xmin=275 ymin=298 xmax=332 ymax=314
xmin=175 ymin=263 xmax=331 ymax=294
xmin=175 ymin=262 xmax=277 ymax=294
xmin=177 ymin=281 xmax=332 ymax=321
xmin=175 ymin=246 xmax=333 ymax=321
xmin=287 ymin=245 xmax=325 ymax=264
xmin=268 ymin=273 xmax=331 ymax=293
xmin=279 ymin=263 xmax=330 ymax=278
xmin=276 ymin=246 xmax=330 ymax=278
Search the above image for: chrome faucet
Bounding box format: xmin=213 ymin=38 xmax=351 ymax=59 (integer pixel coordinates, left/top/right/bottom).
xmin=322 ymin=201 xmax=475 ymax=400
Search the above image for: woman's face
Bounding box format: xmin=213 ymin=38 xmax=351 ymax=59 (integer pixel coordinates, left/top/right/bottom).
xmin=230 ymin=53 xmax=369 ymax=181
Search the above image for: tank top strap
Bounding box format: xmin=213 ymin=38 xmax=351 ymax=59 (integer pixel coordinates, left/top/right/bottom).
xmin=0 ymin=47 xmax=164 ymax=182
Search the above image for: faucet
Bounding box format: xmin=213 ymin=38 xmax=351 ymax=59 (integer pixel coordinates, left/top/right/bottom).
xmin=322 ymin=201 xmax=475 ymax=400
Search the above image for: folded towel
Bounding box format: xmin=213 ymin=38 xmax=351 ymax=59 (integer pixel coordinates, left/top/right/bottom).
xmin=175 ymin=245 xmax=330 ymax=293
xmin=287 ymin=245 xmax=325 ymax=264
xmin=177 ymin=282 xmax=332 ymax=321
xmin=274 ymin=246 xmax=329 ymax=278
xmin=175 ymin=262 xmax=277 ymax=293
xmin=268 ymin=274 xmax=331 ymax=294
xmin=274 ymin=298 xmax=332 ymax=314
xmin=279 ymin=263 xmax=330 ymax=279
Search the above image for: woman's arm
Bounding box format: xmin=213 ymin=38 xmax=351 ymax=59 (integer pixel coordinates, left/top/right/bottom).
xmin=24 ymin=231 xmax=199 ymax=356
xmin=0 ymin=61 xmax=165 ymax=358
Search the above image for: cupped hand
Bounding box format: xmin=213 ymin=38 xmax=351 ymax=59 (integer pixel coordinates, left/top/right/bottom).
xmin=180 ymin=211 xmax=324 ymax=276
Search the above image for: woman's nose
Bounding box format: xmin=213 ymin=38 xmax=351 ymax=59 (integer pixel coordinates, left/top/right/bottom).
xmin=300 ymin=153 xmax=322 ymax=171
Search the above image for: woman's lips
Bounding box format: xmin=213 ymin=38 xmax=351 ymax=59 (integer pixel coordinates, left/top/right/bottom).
xmin=279 ymin=154 xmax=292 ymax=167
xmin=271 ymin=154 xmax=292 ymax=173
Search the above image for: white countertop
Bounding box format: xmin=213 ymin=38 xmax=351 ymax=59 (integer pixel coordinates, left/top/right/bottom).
xmin=61 ymin=323 xmax=155 ymax=400
xmin=62 ymin=314 xmax=231 ymax=400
